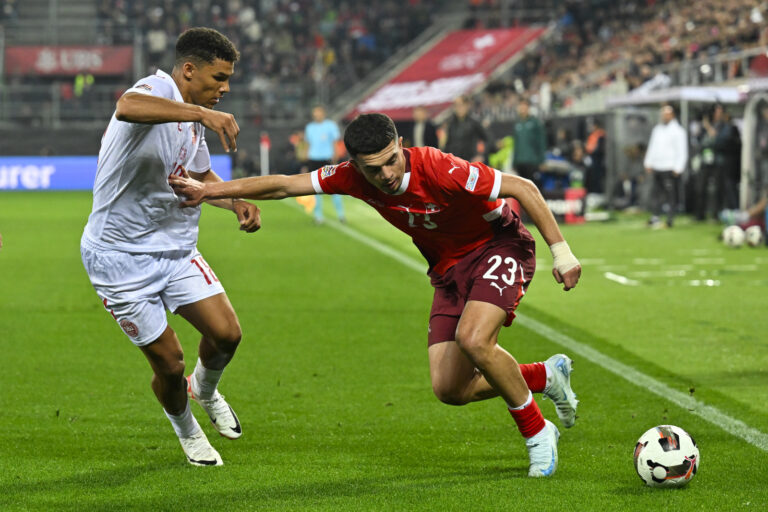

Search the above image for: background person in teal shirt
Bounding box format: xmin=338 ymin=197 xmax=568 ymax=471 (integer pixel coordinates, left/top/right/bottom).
xmin=305 ymin=106 xmax=346 ymax=224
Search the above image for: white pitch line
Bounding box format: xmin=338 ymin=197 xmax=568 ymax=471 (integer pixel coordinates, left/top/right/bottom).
xmin=298 ymin=207 xmax=768 ymax=453
xmin=604 ymin=271 xmax=640 ymax=286
xmin=515 ymin=315 xmax=768 ymax=452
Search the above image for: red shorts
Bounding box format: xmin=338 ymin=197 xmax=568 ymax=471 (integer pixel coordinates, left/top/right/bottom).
xmin=427 ymin=233 xmax=535 ymax=346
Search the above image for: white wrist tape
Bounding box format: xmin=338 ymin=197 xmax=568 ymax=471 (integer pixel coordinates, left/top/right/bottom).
xmin=550 ymin=241 xmax=579 ymax=275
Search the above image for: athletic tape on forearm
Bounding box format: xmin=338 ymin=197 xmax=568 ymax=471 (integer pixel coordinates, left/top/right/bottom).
xmin=549 ymin=241 xmax=579 ymax=275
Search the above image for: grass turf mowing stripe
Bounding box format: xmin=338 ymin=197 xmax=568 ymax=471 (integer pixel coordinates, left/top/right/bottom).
xmin=296 ymin=203 xmax=768 ymax=453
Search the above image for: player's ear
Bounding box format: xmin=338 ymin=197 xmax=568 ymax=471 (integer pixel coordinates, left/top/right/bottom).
xmin=182 ymin=61 xmax=196 ymax=81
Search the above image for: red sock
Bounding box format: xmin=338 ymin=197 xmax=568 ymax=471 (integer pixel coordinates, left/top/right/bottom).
xmin=508 ymin=395 xmax=546 ymax=438
xmin=519 ymin=362 xmax=547 ymax=393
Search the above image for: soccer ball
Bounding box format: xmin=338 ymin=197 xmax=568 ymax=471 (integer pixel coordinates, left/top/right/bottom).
xmin=722 ymin=225 xmax=745 ymax=248
xmin=745 ymin=225 xmax=765 ymax=247
xmin=634 ymin=425 xmax=699 ymax=488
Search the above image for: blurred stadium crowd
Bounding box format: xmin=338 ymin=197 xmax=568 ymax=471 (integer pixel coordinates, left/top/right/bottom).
xmin=467 ymin=0 xmax=767 ymax=120
xmin=95 ymin=0 xmax=438 ymax=120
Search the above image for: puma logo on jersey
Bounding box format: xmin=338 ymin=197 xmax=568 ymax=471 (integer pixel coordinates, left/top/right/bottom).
xmin=490 ymin=282 xmax=507 ymax=296
xmin=448 ymin=164 xmax=460 ymax=174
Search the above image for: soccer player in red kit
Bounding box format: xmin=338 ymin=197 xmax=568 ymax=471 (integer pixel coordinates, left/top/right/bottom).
xmin=170 ymin=113 xmax=582 ymax=477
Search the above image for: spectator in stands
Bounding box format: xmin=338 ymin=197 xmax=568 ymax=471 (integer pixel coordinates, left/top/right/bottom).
xmin=443 ymin=95 xmax=488 ymax=161
xmin=512 ymin=99 xmax=546 ymax=188
xmin=409 ymin=106 xmax=438 ymax=148
xmin=644 ymin=105 xmax=688 ymax=228
xmin=305 ymin=105 xmax=346 ymax=224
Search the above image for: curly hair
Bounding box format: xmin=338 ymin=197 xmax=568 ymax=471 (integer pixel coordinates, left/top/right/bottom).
xmin=343 ymin=113 xmax=398 ymax=157
xmin=175 ymin=27 xmax=240 ymax=66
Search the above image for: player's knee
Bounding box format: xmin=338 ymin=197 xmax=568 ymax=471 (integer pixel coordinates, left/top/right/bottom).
xmin=211 ymin=322 xmax=242 ymax=352
xmin=432 ymin=382 xmax=468 ymax=406
xmin=455 ymin=331 xmax=493 ymax=366
xmin=156 ymin=352 xmax=186 ymax=380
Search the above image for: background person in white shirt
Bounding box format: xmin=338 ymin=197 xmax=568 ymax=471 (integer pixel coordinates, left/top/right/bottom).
xmin=80 ymin=28 xmax=260 ymax=466
xmin=644 ymin=105 xmax=688 ymax=228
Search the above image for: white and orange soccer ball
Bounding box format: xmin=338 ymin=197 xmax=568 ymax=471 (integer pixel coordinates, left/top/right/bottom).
xmin=634 ymin=425 xmax=699 ymax=488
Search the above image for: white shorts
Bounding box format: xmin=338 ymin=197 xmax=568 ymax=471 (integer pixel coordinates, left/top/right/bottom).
xmin=81 ymin=237 xmax=225 ymax=346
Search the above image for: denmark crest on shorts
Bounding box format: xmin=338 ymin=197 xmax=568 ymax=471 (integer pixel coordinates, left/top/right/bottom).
xmin=120 ymin=319 xmax=139 ymax=338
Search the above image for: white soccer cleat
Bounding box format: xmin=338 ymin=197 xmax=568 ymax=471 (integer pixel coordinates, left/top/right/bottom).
xmin=179 ymin=430 xmax=223 ymax=466
xmin=526 ymin=419 xmax=560 ymax=477
xmin=543 ymin=354 xmax=579 ymax=428
xmin=187 ymin=375 xmax=242 ymax=440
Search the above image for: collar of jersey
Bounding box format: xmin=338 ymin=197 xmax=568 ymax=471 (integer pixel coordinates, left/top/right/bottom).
xmin=393 ymin=172 xmax=410 ymax=195
xmin=391 ymin=148 xmax=413 ymax=195
xmin=155 ymin=69 xmax=184 ymax=103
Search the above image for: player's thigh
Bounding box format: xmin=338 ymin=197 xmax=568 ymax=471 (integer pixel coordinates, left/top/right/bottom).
xmin=455 ymin=300 xmax=506 ymax=349
xmin=162 ymin=249 xmax=239 ymax=340
xmin=176 ymin=293 xmax=241 ymax=342
xmin=81 ymin=243 xmax=171 ymax=346
xmin=466 ymin=239 xmax=535 ymax=327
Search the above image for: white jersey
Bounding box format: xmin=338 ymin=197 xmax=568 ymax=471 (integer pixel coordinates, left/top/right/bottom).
xmin=83 ymin=69 xmax=211 ymax=252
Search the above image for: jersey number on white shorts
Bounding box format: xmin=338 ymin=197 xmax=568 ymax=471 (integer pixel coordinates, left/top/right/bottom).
xmin=191 ymin=256 xmax=219 ymax=285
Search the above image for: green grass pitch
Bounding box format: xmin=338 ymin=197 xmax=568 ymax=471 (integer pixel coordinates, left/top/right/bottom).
xmin=1 ymin=191 xmax=766 ymax=511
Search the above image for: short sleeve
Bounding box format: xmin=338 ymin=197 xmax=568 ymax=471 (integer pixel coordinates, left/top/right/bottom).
xmin=310 ymin=161 xmax=356 ymax=195
xmin=124 ymin=75 xmax=175 ymax=100
xmin=188 ymin=136 xmax=211 ymax=173
xmin=433 ymin=150 xmax=502 ymax=202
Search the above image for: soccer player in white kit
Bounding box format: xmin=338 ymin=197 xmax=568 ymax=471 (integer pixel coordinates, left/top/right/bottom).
xmin=80 ymin=28 xmax=260 ymax=466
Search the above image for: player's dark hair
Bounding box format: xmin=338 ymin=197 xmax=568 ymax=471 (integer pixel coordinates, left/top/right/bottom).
xmin=344 ymin=113 xmax=398 ymax=157
xmin=175 ymin=27 xmax=240 ymax=67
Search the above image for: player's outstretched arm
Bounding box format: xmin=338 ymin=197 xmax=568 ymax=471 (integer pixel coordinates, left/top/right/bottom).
xmin=187 ymin=169 xmax=261 ymax=232
xmin=498 ymin=173 xmax=581 ymax=291
xmin=170 ymin=173 xmax=316 ymax=207
xmin=116 ymin=93 xmax=239 ymax=152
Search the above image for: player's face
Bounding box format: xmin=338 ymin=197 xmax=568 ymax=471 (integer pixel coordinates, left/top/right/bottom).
xmin=353 ymin=137 xmax=406 ymax=195
xmin=184 ymin=58 xmax=234 ymax=109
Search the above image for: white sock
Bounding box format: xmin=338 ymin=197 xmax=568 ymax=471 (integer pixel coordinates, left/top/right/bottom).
xmin=165 ymin=401 xmax=201 ymax=438
xmin=507 ymin=390 xmax=533 ymax=411
xmin=192 ymin=358 xmax=224 ymax=400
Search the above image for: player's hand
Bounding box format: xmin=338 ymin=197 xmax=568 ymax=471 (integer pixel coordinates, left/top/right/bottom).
xmin=201 ymin=109 xmax=239 ymax=153
xmin=553 ymin=265 xmax=581 ymax=291
xmin=169 ymin=175 xmax=207 ymax=207
xmin=234 ymin=200 xmax=261 ymax=233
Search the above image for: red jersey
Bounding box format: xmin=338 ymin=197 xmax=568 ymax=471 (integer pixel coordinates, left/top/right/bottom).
xmin=310 ymin=146 xmax=532 ymax=275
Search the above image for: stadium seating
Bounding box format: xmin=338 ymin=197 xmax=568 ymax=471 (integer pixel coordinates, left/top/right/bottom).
xmin=95 ymin=0 xmax=444 ymax=122
xmin=470 ymin=0 xmax=767 ymax=119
